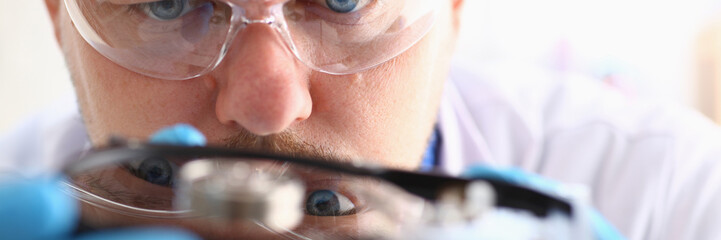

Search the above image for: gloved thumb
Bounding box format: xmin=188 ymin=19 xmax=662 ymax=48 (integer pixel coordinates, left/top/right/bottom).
xmin=149 ymin=124 xmax=206 ymax=146
xmin=0 ymin=177 xmax=77 ymax=240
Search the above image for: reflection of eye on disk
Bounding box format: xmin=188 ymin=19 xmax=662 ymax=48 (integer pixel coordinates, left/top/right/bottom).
xmin=62 ymin=140 xmax=590 ymax=239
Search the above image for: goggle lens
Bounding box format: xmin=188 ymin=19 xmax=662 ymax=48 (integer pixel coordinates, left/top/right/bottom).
xmin=64 ymin=0 xmax=438 ymax=79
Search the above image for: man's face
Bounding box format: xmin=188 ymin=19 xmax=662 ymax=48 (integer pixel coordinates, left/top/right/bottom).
xmin=51 ymin=0 xmax=461 ymax=168
xmin=47 ymin=0 xmax=462 ymax=238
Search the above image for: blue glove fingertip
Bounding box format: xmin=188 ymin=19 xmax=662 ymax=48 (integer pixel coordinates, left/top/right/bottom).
xmin=0 ymin=178 xmax=78 ymax=240
xmin=150 ymin=124 xmax=207 ymax=146
xmin=462 ymin=165 xmax=518 ymax=182
xmin=462 ymin=165 xmax=558 ymax=193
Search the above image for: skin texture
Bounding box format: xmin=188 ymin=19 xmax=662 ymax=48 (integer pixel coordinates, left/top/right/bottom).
xmin=45 ymin=0 xmax=464 ymax=238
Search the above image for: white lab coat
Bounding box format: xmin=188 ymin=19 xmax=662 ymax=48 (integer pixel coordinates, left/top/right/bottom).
xmin=2 ymin=61 xmax=721 ymax=240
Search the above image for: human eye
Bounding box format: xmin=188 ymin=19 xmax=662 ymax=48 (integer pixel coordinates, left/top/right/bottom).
xmin=305 ymin=189 xmax=357 ymax=216
xmin=311 ymin=0 xmax=373 ymax=14
xmin=138 ymin=0 xmax=208 ymax=21
xmin=125 ymin=156 xmax=180 ymax=187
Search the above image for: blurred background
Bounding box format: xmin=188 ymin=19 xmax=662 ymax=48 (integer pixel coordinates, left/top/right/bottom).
xmin=2 ymin=0 xmax=721 ymax=133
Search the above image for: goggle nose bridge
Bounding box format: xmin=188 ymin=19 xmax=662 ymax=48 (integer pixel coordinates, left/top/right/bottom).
xmin=229 ymin=0 xmax=287 ymax=25
xmin=241 ymin=15 xmax=277 ymax=26
xmin=220 ymin=3 xmax=303 ymax=68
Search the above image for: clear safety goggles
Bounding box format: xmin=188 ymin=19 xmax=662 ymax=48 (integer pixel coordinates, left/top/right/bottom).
xmin=61 ymin=138 xmax=593 ymax=239
xmin=63 ymin=0 xmax=438 ymax=79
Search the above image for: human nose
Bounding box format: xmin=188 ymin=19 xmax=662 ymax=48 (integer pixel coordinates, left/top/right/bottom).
xmin=213 ymin=23 xmax=312 ymax=136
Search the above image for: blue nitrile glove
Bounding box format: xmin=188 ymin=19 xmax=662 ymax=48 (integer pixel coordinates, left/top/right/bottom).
xmin=149 ymin=123 xmax=207 ymax=146
xmin=0 ymin=178 xmax=199 ymax=240
xmin=0 ymin=124 xmax=207 ymax=240
xmin=463 ymin=165 xmax=625 ymax=240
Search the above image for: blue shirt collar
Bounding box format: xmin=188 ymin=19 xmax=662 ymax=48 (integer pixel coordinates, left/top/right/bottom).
xmin=420 ymin=127 xmax=442 ymax=171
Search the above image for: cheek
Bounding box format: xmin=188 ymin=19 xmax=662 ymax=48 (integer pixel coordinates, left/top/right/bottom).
xmin=305 ymin=33 xmax=447 ymax=168
xmin=62 ymin=13 xmax=216 ymax=144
